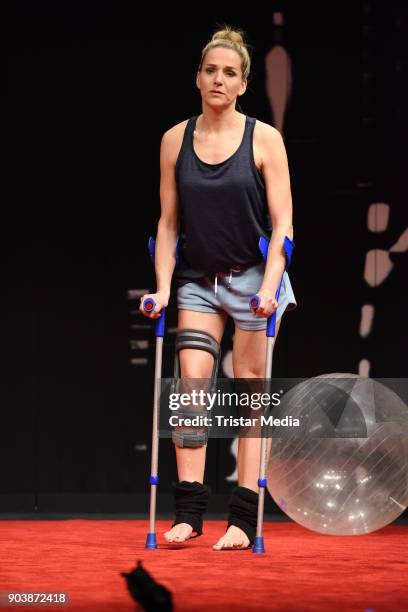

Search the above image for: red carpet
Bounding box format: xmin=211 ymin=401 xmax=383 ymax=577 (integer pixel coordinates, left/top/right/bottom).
xmin=0 ymin=519 xmax=407 ymax=611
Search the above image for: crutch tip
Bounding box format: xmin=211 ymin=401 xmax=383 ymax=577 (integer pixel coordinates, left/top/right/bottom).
xmin=252 ymin=536 xmax=265 ymax=554
xmin=145 ymin=533 xmax=158 ymax=549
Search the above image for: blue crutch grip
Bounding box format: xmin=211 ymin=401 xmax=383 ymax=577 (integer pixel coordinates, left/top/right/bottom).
xmin=249 ymin=290 xmax=280 ymax=337
xmin=142 ymin=297 xmax=166 ymax=338
xmin=250 ymin=235 xmax=295 ymax=337
xmin=143 ymin=297 xmax=156 ymax=313
xmin=249 ymin=294 xmax=261 ymax=312
xmin=146 ymin=237 xmax=166 ymax=338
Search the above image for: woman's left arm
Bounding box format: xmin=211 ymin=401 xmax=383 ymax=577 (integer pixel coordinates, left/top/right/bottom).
xmin=255 ymin=123 xmax=293 ymax=317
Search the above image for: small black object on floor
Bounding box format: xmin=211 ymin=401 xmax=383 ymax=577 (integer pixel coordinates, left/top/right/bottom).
xmin=121 ymin=560 xmax=173 ymax=611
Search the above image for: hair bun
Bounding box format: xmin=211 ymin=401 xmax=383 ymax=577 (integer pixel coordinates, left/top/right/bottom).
xmin=199 ymin=24 xmax=251 ymax=81
xmin=212 ymin=27 xmax=245 ymax=46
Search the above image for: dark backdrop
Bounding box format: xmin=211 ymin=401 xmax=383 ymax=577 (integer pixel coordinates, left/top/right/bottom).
xmin=3 ymin=2 xmax=407 ymax=514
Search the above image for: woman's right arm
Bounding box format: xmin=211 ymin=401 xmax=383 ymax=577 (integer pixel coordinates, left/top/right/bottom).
xmin=140 ymin=124 xmax=185 ymax=318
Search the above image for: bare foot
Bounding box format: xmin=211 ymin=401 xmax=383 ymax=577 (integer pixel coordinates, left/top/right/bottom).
xmin=213 ymin=525 xmax=250 ymax=550
xmin=164 ymin=523 xmax=193 ymax=543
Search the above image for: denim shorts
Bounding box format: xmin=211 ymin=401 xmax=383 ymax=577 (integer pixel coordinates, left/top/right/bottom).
xmin=177 ymin=263 xmax=297 ymax=331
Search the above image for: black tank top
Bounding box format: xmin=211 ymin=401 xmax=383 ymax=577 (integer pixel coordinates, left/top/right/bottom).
xmin=175 ymin=115 xmax=271 ymax=277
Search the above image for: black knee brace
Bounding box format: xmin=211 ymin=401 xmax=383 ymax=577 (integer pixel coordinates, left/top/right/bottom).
xmin=171 ymin=329 xmax=221 ymax=449
xmin=227 ymin=486 xmax=259 ymax=545
xmin=172 ymin=481 xmax=211 ymax=537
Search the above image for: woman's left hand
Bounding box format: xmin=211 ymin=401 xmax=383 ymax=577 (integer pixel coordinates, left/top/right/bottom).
xmin=251 ymin=289 xmax=278 ymax=318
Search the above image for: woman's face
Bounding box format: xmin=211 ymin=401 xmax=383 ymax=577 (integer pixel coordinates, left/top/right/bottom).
xmin=196 ymin=47 xmax=247 ymax=108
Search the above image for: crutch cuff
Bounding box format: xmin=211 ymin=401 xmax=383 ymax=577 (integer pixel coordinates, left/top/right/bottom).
xmin=227 ymin=486 xmax=259 ymax=545
xmin=172 ymin=481 xmax=211 ymax=537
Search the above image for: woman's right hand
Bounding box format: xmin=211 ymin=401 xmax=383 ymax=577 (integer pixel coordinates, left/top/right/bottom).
xmin=139 ymin=291 xmax=169 ymax=319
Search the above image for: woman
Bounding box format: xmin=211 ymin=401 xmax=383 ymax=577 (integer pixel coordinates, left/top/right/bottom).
xmin=140 ymin=26 xmax=296 ymax=550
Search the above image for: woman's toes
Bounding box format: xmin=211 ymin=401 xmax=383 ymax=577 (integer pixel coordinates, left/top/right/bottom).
xmin=164 ymin=523 xmax=193 ymax=543
xmin=213 ymin=526 xmax=250 ymax=550
xmin=164 ymin=530 xmax=174 ymax=542
xmin=213 ymin=534 xmax=227 ymax=550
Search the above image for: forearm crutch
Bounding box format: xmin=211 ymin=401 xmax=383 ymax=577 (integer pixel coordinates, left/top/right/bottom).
xmin=249 ymin=235 xmax=294 ymax=554
xmin=143 ymin=237 xmax=165 ymax=550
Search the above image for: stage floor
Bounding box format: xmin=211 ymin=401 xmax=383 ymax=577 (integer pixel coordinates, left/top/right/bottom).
xmin=0 ymin=518 xmax=407 ymax=611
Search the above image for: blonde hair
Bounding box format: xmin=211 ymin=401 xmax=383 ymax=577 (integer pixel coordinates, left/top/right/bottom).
xmin=199 ymin=26 xmax=251 ymax=81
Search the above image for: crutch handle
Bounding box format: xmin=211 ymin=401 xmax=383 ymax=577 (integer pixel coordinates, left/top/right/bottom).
xmin=249 ymin=293 xmax=279 ymax=338
xmin=143 ymin=297 xmax=156 ymax=313
xmin=249 ymin=294 xmax=261 ymax=311
xmin=250 ymin=235 xmax=295 ymax=338
xmin=146 ymin=237 xmax=167 ymax=338
xmin=142 ymin=297 xmax=166 ymax=338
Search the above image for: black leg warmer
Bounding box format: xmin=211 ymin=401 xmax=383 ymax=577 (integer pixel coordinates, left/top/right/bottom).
xmin=172 ymin=481 xmax=211 ymax=537
xmin=227 ymin=486 xmax=259 ymax=545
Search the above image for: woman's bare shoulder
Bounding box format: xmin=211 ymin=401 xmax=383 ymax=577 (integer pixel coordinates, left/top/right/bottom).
xmin=253 ymin=119 xmax=282 ymax=142
xmin=162 ymin=119 xmax=190 ymax=145
xmin=160 ymin=119 xmax=190 ymax=165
